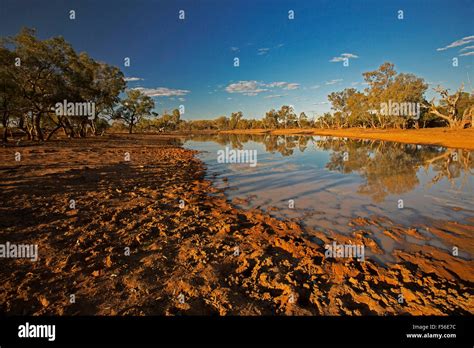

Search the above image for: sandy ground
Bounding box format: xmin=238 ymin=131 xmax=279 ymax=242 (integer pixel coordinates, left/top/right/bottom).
xmin=220 ymin=127 xmax=474 ymax=150
xmin=0 ymin=134 xmax=472 ymax=315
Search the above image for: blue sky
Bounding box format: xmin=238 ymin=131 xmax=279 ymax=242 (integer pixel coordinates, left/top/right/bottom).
xmin=1 ymin=0 xmax=473 ymax=120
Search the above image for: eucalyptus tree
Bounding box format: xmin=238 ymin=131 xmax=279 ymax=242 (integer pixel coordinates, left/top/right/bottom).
xmin=7 ymin=28 xmax=76 ymax=140
xmin=427 ymin=86 xmax=473 ymax=129
xmin=262 ymin=109 xmax=279 ymax=129
xmin=328 ymin=88 xmax=357 ymax=128
xmin=0 ymin=44 xmax=26 ymax=141
xmin=2 ymin=28 xmax=126 ymax=140
xmin=278 ymin=105 xmax=297 ymax=128
xmin=229 ymin=111 xmax=243 ymax=130
xmin=115 ymin=89 xmax=155 ymax=133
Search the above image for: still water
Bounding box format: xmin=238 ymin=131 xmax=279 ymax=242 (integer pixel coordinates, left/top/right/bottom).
xmin=183 ymin=134 xmax=473 ymax=261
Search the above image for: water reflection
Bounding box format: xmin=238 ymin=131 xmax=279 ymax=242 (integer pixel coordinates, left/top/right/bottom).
xmin=186 ymin=133 xmax=473 ymax=203
xmin=321 ymin=138 xmax=473 ymax=202
xmin=184 ymin=134 xmax=473 ymax=263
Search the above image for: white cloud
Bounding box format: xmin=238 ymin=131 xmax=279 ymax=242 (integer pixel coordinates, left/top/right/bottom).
xmin=132 ymin=87 xmax=190 ymax=97
xmin=330 ymin=53 xmax=359 ymax=63
xmin=264 ymin=94 xmax=286 ymax=99
xmin=230 ymin=47 xmax=239 ymax=52
xmin=343 ymin=53 xmax=358 ymax=58
xmin=266 ymin=81 xmax=287 ymax=88
xmin=257 ymin=44 xmax=284 ymax=56
xmin=124 ymin=77 xmax=143 ymax=82
xmin=310 ymin=85 xmax=321 ymax=89
xmin=225 ymin=81 xmax=268 ymax=96
xmin=313 ymin=101 xmax=329 ymax=105
xmin=460 ymin=51 xmax=474 ymax=56
xmin=437 ymin=35 xmax=474 ymax=51
xmin=460 ymin=45 xmax=474 ymax=52
xmin=178 ymin=97 xmax=186 ymax=102
xmin=284 ymin=83 xmax=300 ymax=90
xmin=325 ymin=79 xmax=343 ymax=85
xmin=225 ymin=80 xmax=300 ymax=96
xmin=265 ymin=81 xmax=300 ymax=90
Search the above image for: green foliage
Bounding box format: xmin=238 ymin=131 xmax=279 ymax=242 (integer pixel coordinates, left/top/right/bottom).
xmin=323 ymin=62 xmax=432 ymax=129
xmin=115 ymin=89 xmax=155 ymax=134
xmin=0 ymin=27 xmax=125 ymax=141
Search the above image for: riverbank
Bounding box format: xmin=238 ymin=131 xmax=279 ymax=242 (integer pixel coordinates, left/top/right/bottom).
xmin=0 ymin=134 xmax=472 ymax=315
xmin=219 ymin=127 xmax=474 ymax=150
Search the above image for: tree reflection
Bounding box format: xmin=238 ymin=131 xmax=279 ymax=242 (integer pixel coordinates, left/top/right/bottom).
xmin=315 ymin=137 xmax=473 ymax=202
xmin=187 ymin=133 xmax=314 ymax=157
xmin=186 ymin=134 xmax=473 ymax=202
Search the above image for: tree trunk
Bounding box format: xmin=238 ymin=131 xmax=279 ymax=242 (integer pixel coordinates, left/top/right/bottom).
xmin=90 ymin=119 xmax=97 ymax=136
xmin=2 ymin=111 xmax=8 ymax=142
xmin=79 ymin=119 xmax=87 ymax=138
xmin=34 ymin=112 xmax=44 ymax=141
xmin=128 ymin=115 xmax=135 ymax=134
xmin=46 ymin=124 xmax=63 ymax=141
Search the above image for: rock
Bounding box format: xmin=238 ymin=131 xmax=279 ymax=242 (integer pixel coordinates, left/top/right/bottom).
xmin=105 ymin=255 xmax=112 ymax=268
xmin=39 ymin=296 xmax=49 ymax=307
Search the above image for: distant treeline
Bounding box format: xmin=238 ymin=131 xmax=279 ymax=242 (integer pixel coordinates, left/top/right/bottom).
xmin=110 ymin=62 xmax=474 ymax=133
xmin=1 ymin=29 xmax=473 ymax=142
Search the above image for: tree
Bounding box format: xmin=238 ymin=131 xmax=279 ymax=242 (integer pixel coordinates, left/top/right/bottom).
xmin=116 ymin=89 xmax=155 ymax=133
xmin=171 ymin=108 xmax=181 ymax=130
xmin=229 ymin=111 xmax=243 ymax=129
xmin=361 ymin=62 xmax=427 ymax=128
xmin=263 ymin=109 xmax=279 ymax=129
xmin=321 ymin=62 xmax=429 ymax=129
xmin=456 ymin=91 xmax=474 ymax=123
xmin=385 ymin=73 xmax=427 ymax=129
xmin=346 ymin=91 xmax=372 ymax=128
xmin=7 ymin=28 xmax=76 ymax=140
xmin=214 ymin=116 xmax=229 ymax=130
xmin=0 ymin=44 xmax=26 ymax=141
xmin=52 ymin=51 xmax=125 ymax=138
xmin=88 ymin=59 xmax=126 ymax=133
xmin=1 ymin=27 xmax=126 ymax=141
xmin=278 ymin=105 xmax=297 ymax=128
xmin=328 ymin=88 xmax=357 ymax=128
xmin=363 ymin=62 xmax=398 ymax=128
xmin=363 ymin=62 xmax=397 ymax=90
xmin=297 ymin=112 xmax=310 ymax=128
xmin=427 ymin=85 xmax=473 ymax=129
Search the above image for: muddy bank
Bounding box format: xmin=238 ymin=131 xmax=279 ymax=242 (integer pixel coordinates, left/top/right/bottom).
xmin=0 ymin=135 xmax=472 ymax=315
xmin=219 ymin=127 xmax=474 ymax=150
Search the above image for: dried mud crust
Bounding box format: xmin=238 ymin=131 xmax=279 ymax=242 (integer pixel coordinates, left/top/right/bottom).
xmin=0 ymin=135 xmax=472 ymax=315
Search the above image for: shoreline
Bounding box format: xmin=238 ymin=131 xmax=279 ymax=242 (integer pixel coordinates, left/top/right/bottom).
xmin=218 ymin=127 xmax=474 ymax=150
xmin=0 ymin=135 xmax=472 ymax=315
xmin=4 ymin=127 xmax=473 ymax=150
